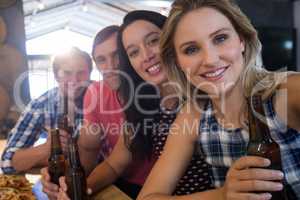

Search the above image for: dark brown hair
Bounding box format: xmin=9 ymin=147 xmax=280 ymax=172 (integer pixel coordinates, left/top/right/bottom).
xmin=118 ymin=10 xmax=167 ymax=159
xmin=91 ymin=25 xmax=119 ymax=59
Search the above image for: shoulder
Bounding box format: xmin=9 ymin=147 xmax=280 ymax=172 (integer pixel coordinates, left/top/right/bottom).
xmin=171 ymin=100 xmax=203 ymax=139
xmin=85 ymin=81 xmax=113 ymax=95
xmin=87 ymin=81 xmax=101 ymax=90
xmin=273 ymin=72 xmax=300 ymax=128
xmin=84 ymin=81 xmax=100 ymax=100
xmin=178 ymin=100 xmax=203 ymax=120
xmin=26 ymin=87 xmax=59 ymax=110
xmin=276 ymin=72 xmax=300 ymax=104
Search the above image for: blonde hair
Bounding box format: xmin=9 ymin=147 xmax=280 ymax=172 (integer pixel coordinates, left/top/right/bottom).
xmin=160 ymin=0 xmax=278 ymax=100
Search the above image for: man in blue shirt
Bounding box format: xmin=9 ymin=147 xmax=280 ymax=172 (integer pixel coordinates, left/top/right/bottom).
xmin=1 ymin=47 xmax=92 ymax=174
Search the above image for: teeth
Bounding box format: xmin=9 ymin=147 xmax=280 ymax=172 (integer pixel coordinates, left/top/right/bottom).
xmin=147 ymin=64 xmax=160 ymax=73
xmin=203 ymin=68 xmax=225 ymax=78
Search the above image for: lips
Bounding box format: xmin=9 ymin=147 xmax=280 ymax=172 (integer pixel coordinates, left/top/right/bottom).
xmin=200 ymin=66 xmax=228 ymax=81
xmin=146 ymin=63 xmax=161 ymax=75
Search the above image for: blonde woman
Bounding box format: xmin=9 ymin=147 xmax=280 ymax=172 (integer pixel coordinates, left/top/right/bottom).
xmin=138 ymin=0 xmax=300 ymax=199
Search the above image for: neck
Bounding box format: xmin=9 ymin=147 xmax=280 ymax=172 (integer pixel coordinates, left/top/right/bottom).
xmin=159 ymin=82 xmax=179 ymax=110
xmin=211 ymin=80 xmax=246 ymax=128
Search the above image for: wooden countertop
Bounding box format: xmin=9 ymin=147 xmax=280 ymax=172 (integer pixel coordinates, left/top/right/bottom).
xmin=92 ymin=185 xmax=132 ymax=200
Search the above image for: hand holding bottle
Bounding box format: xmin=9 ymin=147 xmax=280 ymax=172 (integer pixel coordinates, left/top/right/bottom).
xmin=58 ymin=177 xmax=70 ymax=200
xmin=41 ymin=167 xmax=60 ymax=200
xmin=246 ymin=95 xmax=287 ymax=200
xmin=58 ymin=176 xmax=92 ymax=200
xmin=221 ymin=156 xmax=284 ymax=200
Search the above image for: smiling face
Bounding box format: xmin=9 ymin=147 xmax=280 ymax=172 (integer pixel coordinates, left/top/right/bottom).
xmin=122 ymin=20 xmax=167 ymax=86
xmin=55 ymin=55 xmax=91 ymax=99
xmin=174 ymin=7 xmax=245 ymax=97
xmin=93 ymin=32 xmax=120 ymax=90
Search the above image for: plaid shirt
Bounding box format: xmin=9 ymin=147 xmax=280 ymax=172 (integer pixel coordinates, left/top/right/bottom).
xmin=198 ymin=98 xmax=300 ymax=198
xmin=0 ymin=88 xmax=84 ymax=174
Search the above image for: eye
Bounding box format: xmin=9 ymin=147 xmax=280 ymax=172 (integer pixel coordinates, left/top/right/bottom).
xmin=147 ymin=37 xmax=159 ymax=46
xmin=183 ymin=45 xmax=199 ymax=55
xmin=213 ymin=34 xmax=228 ymax=45
xmin=145 ymin=33 xmax=160 ymax=47
xmin=128 ymin=48 xmax=139 ymax=58
xmin=95 ymin=57 xmax=105 ymax=65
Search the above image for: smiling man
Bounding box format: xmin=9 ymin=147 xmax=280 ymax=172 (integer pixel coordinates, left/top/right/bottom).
xmin=0 ymin=47 xmax=92 ymax=174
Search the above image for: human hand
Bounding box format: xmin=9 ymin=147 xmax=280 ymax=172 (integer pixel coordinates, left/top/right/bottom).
xmin=57 ymin=177 xmax=70 ymax=200
xmin=41 ymin=167 xmax=59 ymax=200
xmin=222 ymin=156 xmax=284 ymax=200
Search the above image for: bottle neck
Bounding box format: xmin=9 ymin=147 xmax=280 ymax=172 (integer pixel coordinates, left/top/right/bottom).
xmin=50 ymin=129 xmax=63 ymax=155
xmin=63 ymin=94 xmax=68 ymax=115
xmin=248 ymin=95 xmax=273 ymax=143
xmin=68 ymin=138 xmax=82 ymax=168
xmin=58 ymin=94 xmax=76 ymax=136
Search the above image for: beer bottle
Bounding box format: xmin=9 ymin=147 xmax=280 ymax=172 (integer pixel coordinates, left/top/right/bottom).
xmin=48 ymin=129 xmax=66 ymax=185
xmin=58 ymin=94 xmax=73 ymax=134
xmin=247 ymin=95 xmax=287 ymax=200
xmin=65 ymin=137 xmax=88 ymax=200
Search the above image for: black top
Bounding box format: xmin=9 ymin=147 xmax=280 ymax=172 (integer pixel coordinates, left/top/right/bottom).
xmin=151 ymin=106 xmax=213 ymax=195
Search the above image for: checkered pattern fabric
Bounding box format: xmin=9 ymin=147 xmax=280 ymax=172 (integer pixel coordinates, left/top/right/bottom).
xmin=198 ymin=98 xmax=299 ymax=198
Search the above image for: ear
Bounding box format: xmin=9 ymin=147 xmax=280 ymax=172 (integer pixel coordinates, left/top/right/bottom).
xmin=53 ymin=68 xmax=63 ymax=83
xmin=240 ymin=37 xmax=245 ymax=53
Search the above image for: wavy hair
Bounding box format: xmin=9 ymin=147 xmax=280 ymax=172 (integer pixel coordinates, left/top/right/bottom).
xmin=160 ymin=0 xmax=278 ymax=101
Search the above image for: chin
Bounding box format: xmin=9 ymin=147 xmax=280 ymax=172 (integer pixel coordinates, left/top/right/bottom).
xmin=150 ymin=76 xmax=167 ymax=86
xmin=105 ymin=79 xmax=120 ymax=90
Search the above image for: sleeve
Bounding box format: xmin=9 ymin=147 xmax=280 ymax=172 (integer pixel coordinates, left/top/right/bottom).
xmin=0 ymin=100 xmax=44 ymax=174
xmin=83 ymin=83 xmax=100 ymax=124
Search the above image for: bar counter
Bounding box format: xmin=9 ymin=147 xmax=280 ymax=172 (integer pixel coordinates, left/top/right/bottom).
xmin=92 ymin=185 xmax=132 ymax=200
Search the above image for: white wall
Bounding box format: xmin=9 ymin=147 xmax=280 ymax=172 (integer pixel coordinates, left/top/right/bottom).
xmin=294 ymin=1 xmax=300 ymax=71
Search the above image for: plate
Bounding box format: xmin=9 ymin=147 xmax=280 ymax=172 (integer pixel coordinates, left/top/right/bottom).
xmin=0 ymin=175 xmax=35 ymax=200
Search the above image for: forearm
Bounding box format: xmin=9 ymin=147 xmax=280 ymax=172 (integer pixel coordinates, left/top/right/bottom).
xmin=77 ymin=122 xmax=102 ymax=175
xmin=12 ymin=143 xmax=49 ymax=173
xmin=139 ymin=188 xmax=224 ymax=200
xmin=87 ymin=160 xmax=120 ymax=194
xmin=79 ymin=147 xmax=99 ymax=176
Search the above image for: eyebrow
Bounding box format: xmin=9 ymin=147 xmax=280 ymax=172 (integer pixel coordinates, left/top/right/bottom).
xmin=178 ymin=27 xmax=231 ymax=49
xmin=95 ymin=50 xmax=117 ymax=60
xmin=125 ymin=31 xmax=160 ymax=52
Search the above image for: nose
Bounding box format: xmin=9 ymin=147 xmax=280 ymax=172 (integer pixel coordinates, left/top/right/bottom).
xmin=202 ymin=45 xmax=219 ymax=67
xmin=141 ymin=45 xmax=155 ymax=63
xmin=68 ymin=74 xmax=78 ymax=83
xmin=109 ymin=56 xmax=119 ymax=70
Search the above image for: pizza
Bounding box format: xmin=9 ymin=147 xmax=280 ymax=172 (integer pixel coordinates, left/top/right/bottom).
xmin=0 ymin=175 xmax=35 ymax=200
